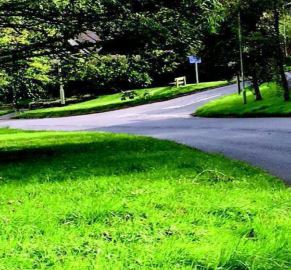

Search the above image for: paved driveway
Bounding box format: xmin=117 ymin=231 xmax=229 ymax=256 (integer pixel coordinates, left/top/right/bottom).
xmin=1 ymin=84 xmax=291 ymax=184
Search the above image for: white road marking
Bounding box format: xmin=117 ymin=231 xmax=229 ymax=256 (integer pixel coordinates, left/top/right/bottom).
xmin=162 ymin=94 xmax=222 ymax=110
xmin=117 ymin=113 xmax=191 ymax=119
xmin=143 ymin=114 xmax=192 ymax=119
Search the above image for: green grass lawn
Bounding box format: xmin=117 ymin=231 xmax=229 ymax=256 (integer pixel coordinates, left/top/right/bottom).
xmin=16 ymin=81 xmax=228 ymax=119
xmin=0 ymin=129 xmax=290 ymax=269
xmin=0 ymin=109 xmax=12 ymax=117
xmin=196 ymin=82 xmax=291 ymax=117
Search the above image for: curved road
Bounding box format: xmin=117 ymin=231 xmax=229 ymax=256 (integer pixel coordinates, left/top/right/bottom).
xmin=1 ymin=84 xmax=291 ymax=184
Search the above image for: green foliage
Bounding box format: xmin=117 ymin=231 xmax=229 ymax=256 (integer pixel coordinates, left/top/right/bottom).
xmin=1 ymin=0 xmax=288 ymax=104
xmin=25 ymin=57 xmax=53 ymax=83
xmin=71 ymin=54 xmax=152 ymax=91
xmin=0 ymin=0 xmax=227 ymax=104
xmin=201 ymin=0 xmax=290 ymax=100
xmin=0 ymin=57 xmax=54 ymax=104
xmin=0 ymin=129 xmax=289 ymax=269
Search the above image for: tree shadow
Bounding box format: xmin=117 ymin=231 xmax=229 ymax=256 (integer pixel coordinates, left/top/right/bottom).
xmin=0 ymin=136 xmax=198 ymax=185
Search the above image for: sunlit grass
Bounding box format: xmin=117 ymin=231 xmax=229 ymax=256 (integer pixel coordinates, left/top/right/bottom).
xmin=196 ymin=83 xmax=291 ymax=117
xmin=0 ymin=129 xmax=290 ymax=269
xmin=16 ymin=81 xmax=228 ymax=119
xmin=0 ymin=109 xmax=12 ymax=116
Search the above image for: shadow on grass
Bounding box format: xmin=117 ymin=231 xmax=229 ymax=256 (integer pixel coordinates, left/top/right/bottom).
xmin=0 ymin=137 xmax=206 ymax=185
xmin=0 ymin=131 xmax=282 ymax=190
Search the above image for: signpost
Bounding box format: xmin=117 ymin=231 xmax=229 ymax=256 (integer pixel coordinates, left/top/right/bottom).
xmin=188 ymin=56 xmax=201 ymax=84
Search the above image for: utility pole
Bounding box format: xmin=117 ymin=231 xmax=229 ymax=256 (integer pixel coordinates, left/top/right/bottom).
xmin=238 ymin=11 xmax=247 ymax=104
xmin=237 ymin=73 xmax=241 ymax=94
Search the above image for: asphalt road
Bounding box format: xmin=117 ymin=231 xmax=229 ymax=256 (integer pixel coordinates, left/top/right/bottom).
xmin=1 ymin=83 xmax=291 ymax=184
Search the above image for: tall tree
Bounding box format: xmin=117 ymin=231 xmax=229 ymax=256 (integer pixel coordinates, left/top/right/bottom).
xmin=0 ymin=0 xmax=226 ymax=104
xmin=273 ymin=0 xmax=290 ymax=100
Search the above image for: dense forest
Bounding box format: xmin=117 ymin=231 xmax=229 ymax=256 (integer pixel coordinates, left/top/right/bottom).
xmin=0 ymin=0 xmax=290 ymax=106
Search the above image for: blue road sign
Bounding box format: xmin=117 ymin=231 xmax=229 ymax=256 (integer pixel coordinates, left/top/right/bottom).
xmin=188 ymin=56 xmax=202 ymax=64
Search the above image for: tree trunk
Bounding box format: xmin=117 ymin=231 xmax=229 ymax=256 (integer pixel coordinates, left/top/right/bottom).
xmin=237 ymin=73 xmax=241 ymax=94
xmin=11 ymin=52 xmax=18 ymax=110
xmin=274 ymin=6 xmax=290 ymax=101
xmin=252 ymin=68 xmax=263 ymax=101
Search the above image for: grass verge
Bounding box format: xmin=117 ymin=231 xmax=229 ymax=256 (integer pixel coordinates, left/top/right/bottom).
xmin=16 ymin=81 xmax=229 ymax=119
xmin=0 ymin=109 xmax=12 ymax=117
xmin=196 ymin=82 xmax=291 ymax=117
xmin=0 ymin=128 xmax=290 ymax=269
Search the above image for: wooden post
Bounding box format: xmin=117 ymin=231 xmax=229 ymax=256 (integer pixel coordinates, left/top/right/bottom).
xmin=237 ymin=73 xmax=241 ymax=95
